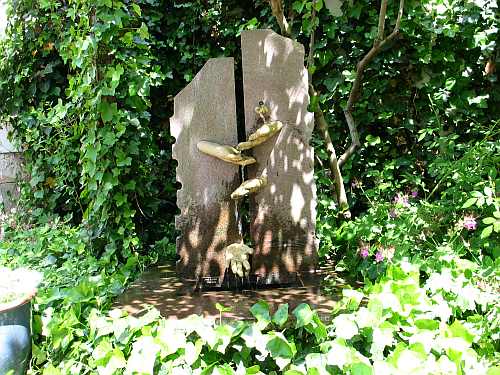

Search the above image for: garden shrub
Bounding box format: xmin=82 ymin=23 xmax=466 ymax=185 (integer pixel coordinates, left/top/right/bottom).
xmin=1 ymin=220 xmax=498 ymax=374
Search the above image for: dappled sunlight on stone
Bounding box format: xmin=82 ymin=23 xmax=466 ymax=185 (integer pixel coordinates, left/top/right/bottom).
xmin=116 ymin=262 xmax=344 ymax=322
xmin=291 ymin=184 xmax=305 ymax=224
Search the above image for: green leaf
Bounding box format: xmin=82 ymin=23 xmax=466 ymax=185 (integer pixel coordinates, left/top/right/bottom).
xmin=445 ymin=78 xmax=456 ymax=90
xmin=447 ymin=321 xmax=474 ymax=344
xmin=99 ymin=101 xmax=117 ymax=123
xmin=272 ymin=304 xmax=289 ymax=327
xmin=293 ymin=303 xmax=314 ymax=328
xmin=42 ymin=365 xmax=62 ymax=375
xmin=131 ymin=3 xmax=141 ymax=16
xmin=462 ymin=197 xmax=477 ymax=208
xmin=138 ymin=23 xmax=149 ymax=39
xmin=126 ymin=336 xmax=160 ymax=374
xmin=366 ymin=135 xmax=381 ymax=146
xmin=250 ymin=301 xmax=271 ymax=328
xmin=467 ymin=94 xmax=489 ymax=108
xmin=245 ymin=365 xmax=261 ymax=374
xmin=293 ymin=1 xmax=306 ymax=13
xmin=216 ymin=303 xmax=233 ymax=313
xmin=414 ymin=319 xmax=439 ymax=330
xmin=481 ymin=225 xmax=493 ymax=239
xmin=313 ymin=0 xmax=324 ymax=11
xmin=350 ymin=363 xmax=373 ymax=375
xmin=266 ymin=332 xmax=296 ymax=363
xmin=308 ymin=314 xmax=327 ymax=342
xmin=213 ymin=364 xmax=235 ymax=375
xmin=333 ymin=314 xmax=358 ymax=340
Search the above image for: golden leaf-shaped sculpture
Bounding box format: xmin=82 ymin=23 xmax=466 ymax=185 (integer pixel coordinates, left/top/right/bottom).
xmin=197 ymin=141 xmax=256 ymax=166
xmin=236 ymin=121 xmax=284 ymax=151
xmin=224 ymin=242 xmax=253 ymax=277
xmin=230 ymin=176 xmax=268 ymax=200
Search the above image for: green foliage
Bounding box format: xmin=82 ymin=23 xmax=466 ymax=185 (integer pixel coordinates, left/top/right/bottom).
xmin=0 ymin=219 xmax=146 ymax=372
xmin=1 ymin=0 xmax=498 ymax=255
xmin=0 ymin=0 xmax=499 ymax=374
xmin=0 ymin=0 xmax=269 ymax=255
xmin=324 ymin=129 xmax=499 ymax=280
xmin=0 ymin=0 xmax=168 ymax=255
xmin=304 ymin=0 xmax=499 ymax=215
xmin=1 ymin=220 xmax=498 ymax=374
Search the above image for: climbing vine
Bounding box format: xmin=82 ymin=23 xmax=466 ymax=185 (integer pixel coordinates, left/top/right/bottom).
xmin=0 ymin=0 xmax=163 ymax=255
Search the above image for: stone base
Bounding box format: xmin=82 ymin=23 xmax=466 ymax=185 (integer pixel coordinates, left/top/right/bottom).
xmin=115 ymin=262 xmax=354 ymax=322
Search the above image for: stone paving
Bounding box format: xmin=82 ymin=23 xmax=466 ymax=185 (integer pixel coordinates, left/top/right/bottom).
xmin=116 ymin=262 xmax=355 ymax=322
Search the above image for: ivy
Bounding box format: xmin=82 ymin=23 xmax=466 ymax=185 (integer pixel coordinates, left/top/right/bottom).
xmin=0 ymin=0 xmax=164 ymax=255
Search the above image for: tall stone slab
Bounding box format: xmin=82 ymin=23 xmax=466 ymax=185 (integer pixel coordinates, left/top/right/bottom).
xmin=242 ymin=30 xmax=318 ymax=283
xmin=170 ymin=58 xmax=242 ymax=281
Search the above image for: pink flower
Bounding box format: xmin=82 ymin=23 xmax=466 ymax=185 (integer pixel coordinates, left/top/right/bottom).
xmin=375 ymin=251 xmax=384 ymax=263
xmin=393 ymin=193 xmax=410 ymax=207
xmin=411 ymin=190 xmax=418 ymax=198
xmin=358 ymin=243 xmax=370 ymax=258
xmin=463 ymin=215 xmax=477 ymax=231
xmin=389 ymin=208 xmax=398 ymax=218
xmin=351 ymin=178 xmax=363 ymax=189
xmin=360 ymin=247 xmax=369 ymax=258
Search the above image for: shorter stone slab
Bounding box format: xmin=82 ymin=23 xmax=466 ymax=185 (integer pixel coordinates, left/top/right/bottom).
xmin=0 ymin=153 xmax=22 ymax=211
xmin=170 ymin=58 xmax=242 ymax=281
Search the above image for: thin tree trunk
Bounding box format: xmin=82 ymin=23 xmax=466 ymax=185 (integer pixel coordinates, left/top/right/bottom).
xmin=309 ymin=87 xmax=350 ymax=214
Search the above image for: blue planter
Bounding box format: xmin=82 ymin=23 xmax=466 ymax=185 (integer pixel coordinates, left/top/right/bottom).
xmin=0 ymin=300 xmax=32 ymax=375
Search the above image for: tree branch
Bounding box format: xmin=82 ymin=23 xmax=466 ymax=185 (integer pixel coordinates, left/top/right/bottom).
xmin=376 ymin=0 xmax=388 ymax=45
xmin=268 ymin=0 xmax=291 ymax=37
xmin=309 ymin=86 xmax=349 ymax=213
xmin=339 ymin=0 xmax=405 ymax=168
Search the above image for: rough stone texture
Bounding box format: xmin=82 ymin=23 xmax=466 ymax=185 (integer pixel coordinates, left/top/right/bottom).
xmin=170 ymin=58 xmax=242 ymax=281
xmin=241 ymin=30 xmax=318 ymax=283
xmin=0 ymin=153 xmax=22 ymax=184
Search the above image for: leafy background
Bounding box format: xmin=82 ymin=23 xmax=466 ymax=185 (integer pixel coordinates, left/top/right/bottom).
xmin=0 ymin=0 xmax=498 ymax=374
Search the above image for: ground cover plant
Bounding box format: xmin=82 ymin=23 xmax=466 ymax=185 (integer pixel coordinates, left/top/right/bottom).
xmin=0 ymin=198 xmax=498 ymax=374
xmin=0 ymin=0 xmax=499 ymax=374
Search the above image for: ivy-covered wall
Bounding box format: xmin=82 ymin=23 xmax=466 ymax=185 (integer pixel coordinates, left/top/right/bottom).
xmin=0 ymin=0 xmax=497 ymax=257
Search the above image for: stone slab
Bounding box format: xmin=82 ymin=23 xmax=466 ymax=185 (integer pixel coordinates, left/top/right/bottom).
xmin=241 ymin=30 xmax=318 ymax=283
xmin=0 ymin=153 xmax=22 ymax=183
xmin=170 ymin=58 xmax=242 ymax=281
